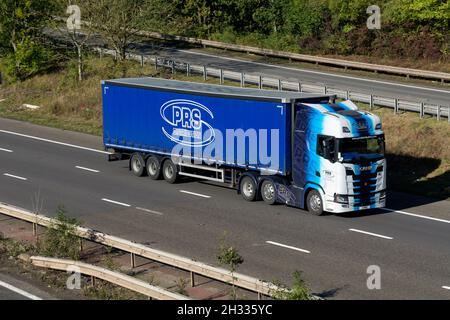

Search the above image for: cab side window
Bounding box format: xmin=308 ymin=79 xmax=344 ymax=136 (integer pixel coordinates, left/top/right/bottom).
xmin=317 ymin=135 xmax=336 ymax=161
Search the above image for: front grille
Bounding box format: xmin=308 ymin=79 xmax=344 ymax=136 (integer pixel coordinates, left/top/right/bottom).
xmin=346 ymin=167 xmax=381 ymax=205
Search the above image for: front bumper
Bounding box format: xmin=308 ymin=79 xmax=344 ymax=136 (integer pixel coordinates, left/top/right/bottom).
xmin=324 ymin=198 xmax=386 ymax=213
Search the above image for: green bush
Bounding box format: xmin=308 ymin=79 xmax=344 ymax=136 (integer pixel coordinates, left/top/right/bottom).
xmin=38 ymin=206 xmax=82 ymax=261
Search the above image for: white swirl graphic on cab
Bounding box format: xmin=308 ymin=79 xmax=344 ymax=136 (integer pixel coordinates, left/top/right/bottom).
xmin=160 ymin=100 xmax=215 ymax=147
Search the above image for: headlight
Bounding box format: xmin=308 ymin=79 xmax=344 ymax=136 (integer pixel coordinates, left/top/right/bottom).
xmin=334 ymin=194 xmax=349 ymax=204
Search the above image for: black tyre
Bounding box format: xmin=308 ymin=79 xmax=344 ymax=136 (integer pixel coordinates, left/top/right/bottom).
xmin=240 ymin=176 xmax=257 ymax=202
xmin=261 ymin=180 xmax=277 ymax=205
xmin=306 ymin=189 xmax=324 ymax=216
xmin=130 ymin=153 xmax=146 ymax=177
xmin=146 ymin=156 xmax=162 ymax=180
xmin=162 ymin=159 xmax=178 ymax=184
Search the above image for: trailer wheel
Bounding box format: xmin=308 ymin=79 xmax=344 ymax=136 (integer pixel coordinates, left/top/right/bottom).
xmin=240 ymin=176 xmax=257 ymax=202
xmin=162 ymin=159 xmax=178 ymax=184
xmin=146 ymin=156 xmax=162 ymax=180
xmin=306 ymin=189 xmax=324 ymax=216
xmin=261 ymin=180 xmax=277 ymax=205
xmin=131 ymin=153 xmax=146 ymax=177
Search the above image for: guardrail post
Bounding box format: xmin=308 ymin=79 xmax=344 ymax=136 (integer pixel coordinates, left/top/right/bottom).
xmin=369 ymin=95 xmax=374 ymax=110
xmin=346 ymin=90 xmax=350 ymax=100
xmin=91 ymin=276 xmax=96 ymax=287
xmin=186 ymin=63 xmax=191 ymax=77
xmin=394 ymin=99 xmax=398 ymax=114
xmin=298 ymin=82 xmax=302 ymax=92
xmin=190 ymin=272 xmax=195 ymax=287
xmin=240 ymin=73 xmax=245 ymax=87
xmin=258 ymin=292 xmax=262 ymax=300
xmin=278 ymin=79 xmax=282 ymax=91
xmin=420 ymin=102 xmax=424 ymax=118
xmin=437 ymin=105 xmax=441 ymax=121
xmin=99 ymin=49 xmax=103 ymax=59
xmin=131 ymin=253 xmax=136 ymax=269
xmin=79 ymin=239 xmax=83 ymax=252
xmin=32 ymin=223 xmax=37 ymax=237
xmin=448 ymin=107 xmax=450 ymax=124
xmin=323 ymin=86 xmax=327 ymax=94
xmin=140 ymin=55 xmax=145 ymax=68
xmin=259 ymin=76 xmax=263 ymax=89
xmin=220 ymin=69 xmax=224 ymax=85
xmin=203 ymin=66 xmax=207 ymax=81
xmin=171 ymin=61 xmax=175 ymax=74
xmin=154 ymin=56 xmax=158 ymax=70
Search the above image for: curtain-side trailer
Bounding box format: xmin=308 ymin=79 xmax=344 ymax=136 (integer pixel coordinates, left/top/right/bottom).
xmin=102 ymin=78 xmax=387 ymax=215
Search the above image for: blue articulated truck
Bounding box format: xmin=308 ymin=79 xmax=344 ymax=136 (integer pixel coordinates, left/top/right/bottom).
xmin=102 ymin=77 xmax=387 ymax=215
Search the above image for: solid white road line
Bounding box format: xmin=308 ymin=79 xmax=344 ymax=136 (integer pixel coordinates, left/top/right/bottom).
xmin=0 ymin=148 xmax=13 ymax=153
xmin=0 ymin=280 xmax=42 ymax=300
xmin=176 ymin=48 xmax=450 ymax=94
xmin=136 ymin=207 xmax=164 ymax=216
xmin=3 ymin=173 xmax=28 ymax=181
xmin=179 ymin=190 xmax=211 ymax=199
xmin=349 ymin=229 xmax=393 ymax=240
xmin=384 ymin=208 xmax=450 ymax=225
xmin=101 ymin=198 xmax=131 ymax=207
xmin=0 ymin=130 xmax=112 ymax=155
xmin=75 ymin=166 xmax=100 ymax=173
xmin=266 ymin=241 xmax=311 ymax=254
xmin=443 ymin=286 xmax=450 ymax=291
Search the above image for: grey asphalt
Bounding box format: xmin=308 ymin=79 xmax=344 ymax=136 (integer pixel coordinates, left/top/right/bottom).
xmin=0 ymin=118 xmax=449 ymax=299
xmin=0 ymin=273 xmax=56 ymax=300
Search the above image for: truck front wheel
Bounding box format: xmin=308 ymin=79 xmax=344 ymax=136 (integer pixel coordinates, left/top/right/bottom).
xmin=240 ymin=176 xmax=257 ymax=202
xmin=306 ymin=190 xmax=324 ymax=216
xmin=162 ymin=159 xmax=179 ymax=184
xmin=131 ymin=153 xmax=146 ymax=177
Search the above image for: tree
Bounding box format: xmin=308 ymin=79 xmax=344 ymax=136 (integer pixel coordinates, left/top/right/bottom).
xmin=83 ymin=0 xmax=154 ymax=61
xmin=53 ymin=0 xmax=94 ymax=81
xmin=0 ymin=0 xmax=56 ymax=81
xmin=217 ymin=232 xmax=244 ymax=300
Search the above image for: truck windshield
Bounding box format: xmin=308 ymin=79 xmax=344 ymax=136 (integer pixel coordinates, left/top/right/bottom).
xmin=337 ymin=136 xmax=385 ymax=163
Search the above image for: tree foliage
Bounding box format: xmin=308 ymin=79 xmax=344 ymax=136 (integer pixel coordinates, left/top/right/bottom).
xmin=0 ymin=0 xmax=57 ymax=81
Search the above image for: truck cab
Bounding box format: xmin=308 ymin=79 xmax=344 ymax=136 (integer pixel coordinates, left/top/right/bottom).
xmin=292 ymin=100 xmax=387 ymax=215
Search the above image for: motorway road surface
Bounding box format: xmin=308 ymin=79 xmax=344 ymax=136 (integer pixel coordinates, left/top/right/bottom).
xmin=0 ymin=118 xmax=450 ymax=299
xmin=0 ymin=273 xmax=53 ymax=300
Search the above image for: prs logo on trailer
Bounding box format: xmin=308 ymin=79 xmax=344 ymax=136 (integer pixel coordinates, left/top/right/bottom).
xmin=160 ymin=99 xmax=215 ymax=147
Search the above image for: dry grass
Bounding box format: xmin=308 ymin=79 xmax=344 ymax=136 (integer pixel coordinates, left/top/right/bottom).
xmin=0 ymin=55 xmax=448 ymax=199
xmin=359 ymin=104 xmax=450 ymax=199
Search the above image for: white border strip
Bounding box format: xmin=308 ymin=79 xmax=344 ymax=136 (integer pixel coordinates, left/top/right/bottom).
xmin=179 ymin=190 xmax=211 ymax=199
xmin=101 ymin=198 xmax=131 ymax=207
xmin=266 ymin=241 xmax=311 ymax=254
xmin=0 ymin=148 xmax=13 ymax=153
xmin=383 ymin=208 xmax=450 ymax=225
xmin=349 ymin=229 xmax=393 ymax=240
xmin=3 ymin=173 xmax=27 ymax=181
xmin=76 ymin=166 xmax=100 ymax=173
xmin=0 ymin=280 xmax=42 ymax=300
xmin=0 ymin=130 xmax=111 ymax=155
